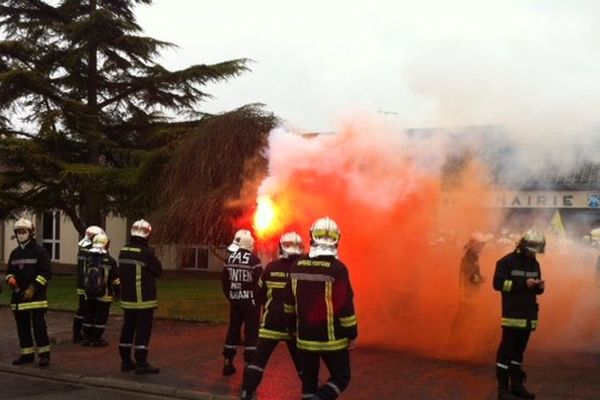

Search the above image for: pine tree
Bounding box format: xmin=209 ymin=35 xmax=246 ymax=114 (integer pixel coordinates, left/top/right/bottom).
xmin=0 ymin=0 xmax=248 ymax=234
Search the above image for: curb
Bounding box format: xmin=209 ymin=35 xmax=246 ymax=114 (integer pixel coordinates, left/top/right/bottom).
xmin=0 ymin=304 xmax=227 ymax=325
xmin=0 ymin=362 xmax=236 ymax=400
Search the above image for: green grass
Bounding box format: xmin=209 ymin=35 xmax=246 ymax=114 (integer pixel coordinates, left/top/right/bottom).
xmin=1 ymin=274 xmax=229 ymax=323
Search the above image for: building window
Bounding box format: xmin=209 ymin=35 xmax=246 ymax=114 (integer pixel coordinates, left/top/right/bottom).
xmin=181 ymin=246 xmax=208 ymax=270
xmin=42 ymin=211 xmax=60 ymax=261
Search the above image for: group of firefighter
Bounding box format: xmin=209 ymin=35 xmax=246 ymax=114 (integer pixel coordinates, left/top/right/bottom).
xmin=3 ymin=217 xmax=162 ymax=374
xmin=2 ymin=212 xmax=551 ymax=400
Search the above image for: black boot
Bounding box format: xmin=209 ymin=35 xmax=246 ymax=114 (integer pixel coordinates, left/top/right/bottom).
xmin=497 ymin=366 xmax=520 ymax=400
xmin=92 ymin=338 xmax=108 ymax=347
xmin=121 ymin=359 xmax=136 ymax=372
xmin=38 ymin=353 xmax=50 ymax=367
xmin=240 ymin=390 xmax=256 ymax=400
xmin=510 ymin=367 xmax=535 ymax=399
xmin=72 ymin=331 xmax=84 ymax=343
xmin=223 ymin=358 xmax=236 ymax=376
xmin=135 ymin=361 xmax=160 ymax=374
xmin=12 ymin=354 xmax=34 ymax=366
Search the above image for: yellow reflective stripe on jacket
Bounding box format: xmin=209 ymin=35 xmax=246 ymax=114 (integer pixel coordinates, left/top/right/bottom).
xmin=325 ymin=281 xmax=335 ymax=341
xmin=259 ymin=328 xmax=291 ymax=340
xmin=297 ymin=338 xmax=349 ymax=351
xmin=35 ymin=275 xmax=47 ymax=286
xmin=265 ymin=281 xmax=287 ymax=289
xmin=38 ymin=345 xmax=51 ymax=353
xmin=501 ymin=318 xmax=527 ymax=328
xmin=531 ymin=320 xmax=538 ymax=330
xmin=20 ymin=347 xmax=35 ymax=355
xmin=121 ymin=300 xmax=158 ymax=309
xmin=261 ymin=287 xmax=274 ymax=329
xmin=284 ymin=304 xmax=295 ymax=314
xmin=502 ymin=280 xmax=513 ymax=292
xmin=97 ymin=295 xmax=114 ymax=303
xmin=112 ymin=278 xmax=120 ymax=286
xmin=121 ymin=247 xmax=142 ymax=253
xmin=76 ymin=288 xmax=85 ymax=295
xmin=135 ymin=263 xmax=142 ymax=302
xmin=339 ymin=315 xmax=357 ymax=328
xmin=11 ymin=301 xmax=49 ymax=311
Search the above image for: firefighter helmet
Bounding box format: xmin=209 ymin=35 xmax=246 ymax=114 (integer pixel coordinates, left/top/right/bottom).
xmin=79 ymin=225 xmax=105 ymax=247
xmin=91 ymin=233 xmax=110 ymax=253
xmin=519 ymin=229 xmax=546 ymax=254
xmin=131 ymin=219 xmax=152 ymax=239
xmin=14 ymin=218 xmax=34 ymax=243
xmin=309 ymin=217 xmax=340 ymax=257
xmin=14 ymin=218 xmax=34 ymax=232
xmin=279 ymin=231 xmax=304 ymax=257
xmin=228 ymin=229 xmax=255 ymax=252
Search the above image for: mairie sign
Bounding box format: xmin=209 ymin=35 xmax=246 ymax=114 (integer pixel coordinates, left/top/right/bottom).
xmin=442 ymin=191 xmax=600 ymax=209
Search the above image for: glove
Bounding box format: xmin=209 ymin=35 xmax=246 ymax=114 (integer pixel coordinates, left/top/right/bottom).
xmin=7 ymin=276 xmax=17 ymax=288
xmin=22 ymin=285 xmax=35 ymax=301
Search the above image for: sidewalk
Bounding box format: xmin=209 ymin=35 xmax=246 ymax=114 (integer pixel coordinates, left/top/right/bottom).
xmin=0 ymin=307 xmax=599 ymax=399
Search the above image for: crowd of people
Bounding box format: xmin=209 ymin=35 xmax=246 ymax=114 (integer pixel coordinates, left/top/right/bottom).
xmin=1 ymin=215 xmax=358 ymax=400
xmin=0 ymin=213 xmax=566 ymax=400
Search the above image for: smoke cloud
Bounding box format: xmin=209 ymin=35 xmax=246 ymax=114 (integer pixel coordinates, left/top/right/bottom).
xmin=248 ymin=118 xmax=600 ymax=361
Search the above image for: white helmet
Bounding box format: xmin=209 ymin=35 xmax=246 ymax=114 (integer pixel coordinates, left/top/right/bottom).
xmin=131 ymin=219 xmax=152 ymax=239
xmin=79 ymin=225 xmax=105 ymax=247
xmin=280 ymin=231 xmax=304 ymax=257
xmin=309 ymin=217 xmax=340 ymax=257
xmin=228 ymin=229 xmax=255 ymax=252
xmin=14 ymin=218 xmax=34 ymax=232
xmin=14 ymin=218 xmax=34 ymax=244
xmin=519 ymin=229 xmax=546 ymax=254
xmin=90 ymin=233 xmax=110 ymax=253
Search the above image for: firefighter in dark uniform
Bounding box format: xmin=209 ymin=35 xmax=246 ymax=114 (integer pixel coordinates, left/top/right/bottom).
xmin=5 ymin=218 xmax=52 ymax=367
xmin=240 ymin=232 xmax=304 ymax=400
xmin=452 ymin=232 xmax=488 ymax=330
xmin=222 ymin=229 xmax=263 ymax=376
xmin=284 ymin=217 xmax=358 ymax=400
xmin=493 ymin=229 xmax=545 ymax=400
xmin=118 ymin=219 xmax=162 ymax=374
xmin=81 ymin=233 xmax=120 ymax=347
xmin=73 ymin=225 xmax=104 ymax=343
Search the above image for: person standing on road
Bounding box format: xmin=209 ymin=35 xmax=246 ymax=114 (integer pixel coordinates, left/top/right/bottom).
xmin=81 ymin=233 xmax=120 ymax=347
xmin=452 ymin=231 xmax=488 ymax=330
xmin=5 ymin=218 xmax=52 ymax=367
xmin=493 ymin=229 xmax=545 ymax=400
xmin=73 ymin=225 xmax=105 ymax=343
xmin=222 ymin=229 xmax=263 ymax=376
xmin=118 ymin=219 xmax=162 ymax=374
xmin=284 ymin=217 xmax=358 ymax=400
xmin=240 ymin=232 xmax=304 ymax=400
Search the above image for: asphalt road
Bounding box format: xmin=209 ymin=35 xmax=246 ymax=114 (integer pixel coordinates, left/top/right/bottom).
xmin=0 ymin=370 xmax=183 ymax=400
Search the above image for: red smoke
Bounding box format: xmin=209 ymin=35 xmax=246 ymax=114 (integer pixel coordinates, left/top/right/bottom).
xmin=246 ymin=120 xmax=600 ymax=361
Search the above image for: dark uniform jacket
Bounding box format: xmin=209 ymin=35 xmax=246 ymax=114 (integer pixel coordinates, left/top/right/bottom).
xmin=493 ymin=250 xmax=544 ymax=330
xmin=86 ymin=252 xmax=120 ymax=303
xmin=222 ymin=249 xmax=263 ymax=303
xmin=76 ymin=245 xmax=91 ymax=296
xmin=118 ymin=236 xmax=162 ymax=310
xmin=256 ymin=255 xmax=300 ymax=340
xmin=5 ymin=240 xmax=52 ymax=312
xmin=284 ymin=255 xmax=358 ymax=352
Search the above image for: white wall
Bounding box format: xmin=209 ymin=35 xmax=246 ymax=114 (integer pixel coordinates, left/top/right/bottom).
xmin=105 ymin=216 xmax=127 ymax=260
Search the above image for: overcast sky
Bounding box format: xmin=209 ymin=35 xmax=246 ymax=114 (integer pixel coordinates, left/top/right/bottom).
xmin=136 ymin=0 xmax=600 ymax=132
